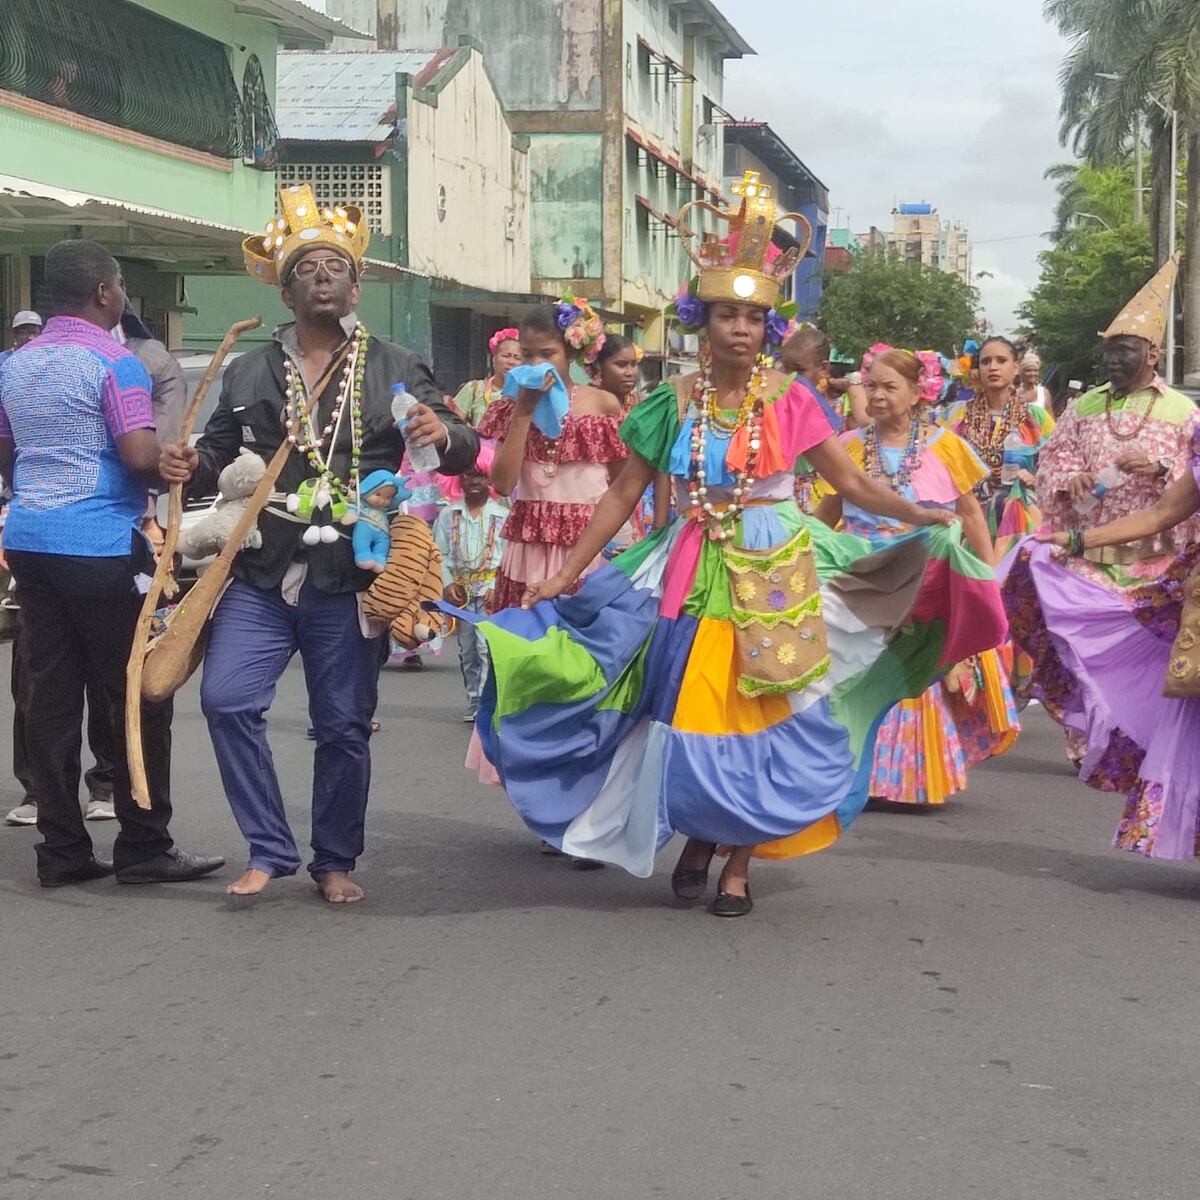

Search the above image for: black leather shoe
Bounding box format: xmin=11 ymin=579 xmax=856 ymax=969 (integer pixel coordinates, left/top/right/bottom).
xmin=116 ymin=848 xmax=225 ymax=884
xmin=708 ymin=887 xmax=753 ymax=918
xmin=40 ymin=857 xmax=114 ymax=888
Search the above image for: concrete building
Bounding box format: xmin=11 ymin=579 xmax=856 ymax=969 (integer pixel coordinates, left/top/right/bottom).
xmin=0 ymin=0 xmax=369 ymax=348
xmin=722 ymin=121 xmax=828 ymax=322
xmin=883 ymin=203 xmax=972 ymax=285
xmin=185 ymin=41 xmax=537 ymax=386
xmin=320 ymin=0 xmax=753 ymax=369
xmin=824 ymin=228 xmax=860 ymax=276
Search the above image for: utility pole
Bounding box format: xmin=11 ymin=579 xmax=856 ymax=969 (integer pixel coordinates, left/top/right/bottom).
xmin=1134 ymin=110 xmax=1144 ymax=223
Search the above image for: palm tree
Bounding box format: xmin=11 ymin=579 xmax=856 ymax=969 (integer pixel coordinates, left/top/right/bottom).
xmin=1045 ymin=0 xmax=1200 ymax=380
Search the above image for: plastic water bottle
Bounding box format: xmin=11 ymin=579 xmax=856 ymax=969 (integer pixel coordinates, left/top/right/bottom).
xmin=1000 ymin=430 xmax=1026 ymax=485
xmin=1074 ymin=464 xmax=1122 ymax=517
xmin=391 ymin=383 xmax=440 ymax=472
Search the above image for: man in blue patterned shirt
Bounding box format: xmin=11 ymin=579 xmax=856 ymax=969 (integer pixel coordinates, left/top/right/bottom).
xmin=0 ymin=240 xmax=223 ymax=888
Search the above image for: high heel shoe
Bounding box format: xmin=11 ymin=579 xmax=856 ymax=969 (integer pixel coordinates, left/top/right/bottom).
xmin=708 ymin=884 xmax=753 ymax=918
xmin=671 ymin=844 xmax=716 ymax=902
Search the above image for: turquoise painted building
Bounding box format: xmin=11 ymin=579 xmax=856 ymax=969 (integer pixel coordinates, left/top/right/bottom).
xmin=0 ymin=0 xmax=367 ymax=348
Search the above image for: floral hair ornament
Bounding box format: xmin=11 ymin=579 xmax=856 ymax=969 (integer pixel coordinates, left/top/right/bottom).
xmin=860 ymin=343 xmax=944 ymax=405
xmin=554 ymin=292 xmax=606 ymax=366
xmin=487 ymin=327 xmax=519 ymax=356
xmin=668 ymin=275 xmax=799 ymax=349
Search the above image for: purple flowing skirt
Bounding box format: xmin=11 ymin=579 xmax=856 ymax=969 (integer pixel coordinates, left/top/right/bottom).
xmin=1002 ymin=540 xmax=1200 ymax=860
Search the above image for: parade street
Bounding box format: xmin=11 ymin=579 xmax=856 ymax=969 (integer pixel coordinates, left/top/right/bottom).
xmin=0 ymin=641 xmax=1191 ymax=1200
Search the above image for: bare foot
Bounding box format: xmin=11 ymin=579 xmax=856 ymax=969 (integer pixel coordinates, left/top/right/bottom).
xmin=226 ymin=868 xmax=272 ymax=896
xmin=317 ymin=871 xmax=364 ymax=904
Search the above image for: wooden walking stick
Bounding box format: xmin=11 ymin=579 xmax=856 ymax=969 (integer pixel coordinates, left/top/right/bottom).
xmin=125 ymin=317 xmax=261 ymax=810
xmin=128 ymin=343 xmax=357 ymax=808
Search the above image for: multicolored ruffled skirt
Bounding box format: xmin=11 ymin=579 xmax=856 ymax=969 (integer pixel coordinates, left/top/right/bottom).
xmin=443 ymin=503 xmax=1007 ymax=875
xmin=1003 ymin=539 xmax=1200 ymax=860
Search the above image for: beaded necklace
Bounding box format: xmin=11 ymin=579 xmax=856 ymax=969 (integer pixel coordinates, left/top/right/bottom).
xmin=450 ymin=506 xmax=501 ymax=579
xmin=284 ymin=324 xmax=368 ymax=499
xmin=863 ymin=416 xmax=925 ymax=493
xmin=686 ymin=356 xmax=767 ymax=542
xmin=536 ymin=385 xmax=573 ymax=481
xmin=1105 ymin=388 xmax=1158 ymax=442
xmin=962 ymin=390 xmax=1028 ymax=478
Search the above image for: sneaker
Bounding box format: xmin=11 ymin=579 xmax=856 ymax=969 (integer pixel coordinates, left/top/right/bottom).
xmin=5 ymin=802 xmax=37 ymax=826
xmin=463 ymin=710 xmax=477 ymax=723
xmin=85 ymin=798 xmax=117 ymax=821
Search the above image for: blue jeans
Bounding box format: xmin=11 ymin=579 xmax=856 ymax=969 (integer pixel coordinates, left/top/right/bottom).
xmin=458 ymin=594 xmax=490 ymax=711
xmin=200 ymin=579 xmax=385 ymax=878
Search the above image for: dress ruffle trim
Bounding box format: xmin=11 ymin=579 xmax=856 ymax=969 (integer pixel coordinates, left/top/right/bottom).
xmin=502 ymin=499 xmax=594 ymax=546
xmin=478 ymin=398 xmax=628 ymax=465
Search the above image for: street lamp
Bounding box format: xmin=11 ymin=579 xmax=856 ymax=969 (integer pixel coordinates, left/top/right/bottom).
xmin=1097 ymin=71 xmax=1178 ymax=382
xmin=1071 ymin=211 xmax=1114 ymax=231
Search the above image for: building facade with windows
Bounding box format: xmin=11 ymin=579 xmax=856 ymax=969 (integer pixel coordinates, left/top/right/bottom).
xmin=0 ymin=0 xmax=364 ymax=348
xmin=881 ymin=203 xmax=973 ymax=285
xmin=320 ymin=0 xmax=752 ymax=371
xmin=184 ymin=41 xmax=534 ymax=385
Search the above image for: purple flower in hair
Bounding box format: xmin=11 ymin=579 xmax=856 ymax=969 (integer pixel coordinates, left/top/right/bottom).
xmin=674 ymin=293 xmax=706 ymax=328
xmin=765 ymin=309 xmax=790 ymax=346
xmin=556 ymin=302 xmax=581 ymax=329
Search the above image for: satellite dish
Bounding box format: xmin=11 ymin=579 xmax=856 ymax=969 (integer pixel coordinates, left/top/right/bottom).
xmin=698 ymin=123 xmax=717 ymax=141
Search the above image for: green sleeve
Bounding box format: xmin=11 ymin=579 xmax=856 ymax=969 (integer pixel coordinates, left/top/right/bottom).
xmin=619 ymin=382 xmax=682 ymax=472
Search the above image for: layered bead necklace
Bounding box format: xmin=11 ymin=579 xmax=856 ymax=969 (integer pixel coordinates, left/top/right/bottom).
xmin=862 ymin=415 xmax=925 ymax=493
xmin=686 ymin=355 xmax=767 ymax=542
xmin=962 ymin=389 xmax=1028 ymax=479
xmin=284 ymin=323 xmax=368 ymax=500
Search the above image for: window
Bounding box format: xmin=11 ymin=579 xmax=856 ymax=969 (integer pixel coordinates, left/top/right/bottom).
xmin=277 ymin=162 xmax=391 ymax=235
xmin=624 ymin=207 xmax=633 ymax=243
xmin=0 ymin=0 xmax=246 ymax=158
xmin=625 ymin=43 xmax=632 ymax=80
xmin=241 ymin=54 xmax=278 ymax=171
xmin=669 ymin=8 xmax=678 ymax=31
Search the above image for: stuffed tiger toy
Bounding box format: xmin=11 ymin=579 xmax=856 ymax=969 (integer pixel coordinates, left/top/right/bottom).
xmin=362 ymin=514 xmax=448 ymax=650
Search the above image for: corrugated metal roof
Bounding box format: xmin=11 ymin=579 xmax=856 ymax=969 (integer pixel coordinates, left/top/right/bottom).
xmin=231 ymin=0 xmax=370 ymax=45
xmin=275 ymin=49 xmax=455 ymax=143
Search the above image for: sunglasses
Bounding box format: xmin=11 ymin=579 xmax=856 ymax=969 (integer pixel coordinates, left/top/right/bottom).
xmin=290 ymin=256 xmax=353 ymax=282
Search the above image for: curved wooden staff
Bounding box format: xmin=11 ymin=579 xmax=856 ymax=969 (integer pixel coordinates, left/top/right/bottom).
xmin=125 ymin=317 xmax=261 ymax=810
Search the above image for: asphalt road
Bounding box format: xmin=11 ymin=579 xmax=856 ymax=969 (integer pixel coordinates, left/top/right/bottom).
xmin=0 ymin=640 xmax=1195 ymax=1200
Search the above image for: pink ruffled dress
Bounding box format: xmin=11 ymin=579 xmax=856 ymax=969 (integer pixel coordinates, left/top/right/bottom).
xmin=478 ymin=397 xmax=627 ymax=613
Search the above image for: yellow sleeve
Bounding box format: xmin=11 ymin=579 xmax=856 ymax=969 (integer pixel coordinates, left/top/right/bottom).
xmin=929 ymin=428 xmax=988 ymax=495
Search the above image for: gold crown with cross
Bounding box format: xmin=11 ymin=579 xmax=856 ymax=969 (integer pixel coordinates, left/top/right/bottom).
xmin=676 ymin=170 xmax=813 ymax=310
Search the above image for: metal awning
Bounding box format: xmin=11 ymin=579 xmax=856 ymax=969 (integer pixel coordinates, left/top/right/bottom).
xmin=230 ymin=0 xmax=371 ymax=45
xmin=0 ymin=175 xmax=418 ymax=281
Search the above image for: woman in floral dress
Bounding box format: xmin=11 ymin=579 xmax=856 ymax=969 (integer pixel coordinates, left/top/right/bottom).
xmin=818 ymin=347 xmax=1013 ymax=806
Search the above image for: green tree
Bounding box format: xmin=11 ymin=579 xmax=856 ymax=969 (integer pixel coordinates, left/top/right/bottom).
xmin=1045 ymin=0 xmax=1200 ymax=379
xmin=817 ymin=247 xmax=980 ymax=361
xmin=1018 ymin=216 xmax=1154 ymax=387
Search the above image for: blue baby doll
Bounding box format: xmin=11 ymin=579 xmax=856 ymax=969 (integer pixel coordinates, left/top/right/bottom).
xmin=353 ymin=470 xmax=411 ymax=573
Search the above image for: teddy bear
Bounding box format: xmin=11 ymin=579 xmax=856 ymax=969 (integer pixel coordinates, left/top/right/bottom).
xmin=177 ymin=448 xmax=266 ymax=560
xmin=352 ymin=469 xmax=411 ymax=572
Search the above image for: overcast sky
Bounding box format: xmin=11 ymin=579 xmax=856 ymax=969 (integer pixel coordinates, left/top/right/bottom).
xmin=717 ymin=0 xmax=1071 ymax=330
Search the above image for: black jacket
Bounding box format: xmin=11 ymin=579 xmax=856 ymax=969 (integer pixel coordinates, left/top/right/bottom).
xmin=190 ymin=331 xmax=478 ymax=594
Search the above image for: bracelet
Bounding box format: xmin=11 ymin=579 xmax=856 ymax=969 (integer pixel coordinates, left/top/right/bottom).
xmin=1067 ymin=528 xmax=1085 ymax=556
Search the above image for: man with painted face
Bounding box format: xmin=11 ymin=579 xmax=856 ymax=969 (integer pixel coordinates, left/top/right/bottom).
xmin=161 ymin=185 xmax=477 ymax=904
xmin=1037 ymin=254 xmax=1200 ymax=567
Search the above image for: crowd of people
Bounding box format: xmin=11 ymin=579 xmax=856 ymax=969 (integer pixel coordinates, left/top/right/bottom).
xmin=0 ymin=177 xmax=1196 ymax=915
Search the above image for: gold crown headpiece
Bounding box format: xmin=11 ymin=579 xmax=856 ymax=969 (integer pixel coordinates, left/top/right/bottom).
xmin=676 ymin=171 xmax=813 ymax=310
xmin=243 ymin=183 xmax=371 ymax=286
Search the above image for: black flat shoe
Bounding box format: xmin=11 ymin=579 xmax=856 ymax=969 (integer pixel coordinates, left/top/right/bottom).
xmin=40 ymin=857 xmax=114 ymax=888
xmin=116 ymin=848 xmax=225 ymax=884
xmin=671 ymin=845 xmax=716 ymax=902
xmin=708 ymin=886 xmax=753 ymax=918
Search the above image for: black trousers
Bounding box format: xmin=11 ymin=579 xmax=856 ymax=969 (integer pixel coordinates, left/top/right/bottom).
xmin=10 ymin=627 xmax=116 ymax=804
xmin=7 ymin=547 xmax=173 ymax=878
